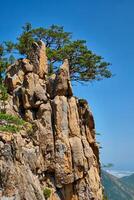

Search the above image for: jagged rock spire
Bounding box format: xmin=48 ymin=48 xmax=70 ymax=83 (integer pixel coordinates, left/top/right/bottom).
xmin=5 ymin=41 xmax=48 ymax=94
xmin=2 ymin=41 xmax=103 ymax=200
xmin=29 ymin=40 xmax=48 ymax=78
xmin=54 ymin=59 xmax=73 ymax=97
xmin=60 ymin=59 xmax=70 ymax=77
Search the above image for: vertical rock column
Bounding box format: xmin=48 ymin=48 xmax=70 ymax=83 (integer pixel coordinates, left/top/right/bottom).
xmin=2 ymin=42 xmax=103 ymax=200
xmin=51 ymin=60 xmax=103 ymax=200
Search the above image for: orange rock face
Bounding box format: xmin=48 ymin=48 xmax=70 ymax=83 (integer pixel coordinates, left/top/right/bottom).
xmin=0 ymin=41 xmax=103 ymax=200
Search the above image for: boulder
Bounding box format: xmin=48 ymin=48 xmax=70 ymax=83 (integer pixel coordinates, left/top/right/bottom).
xmin=22 ymin=58 xmax=33 ymax=73
xmin=34 ymin=84 xmax=47 ymax=102
xmin=5 ymin=61 xmax=25 ymax=93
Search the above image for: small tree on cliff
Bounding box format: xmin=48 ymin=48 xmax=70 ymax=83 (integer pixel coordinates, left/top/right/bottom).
xmin=0 ymin=42 xmax=15 ymax=83
xmin=0 ymin=44 xmax=6 ymax=83
xmin=1 ymin=23 xmax=112 ymax=83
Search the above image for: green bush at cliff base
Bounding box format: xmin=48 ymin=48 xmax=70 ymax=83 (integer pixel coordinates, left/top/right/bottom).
xmin=43 ymin=187 xmax=51 ymax=199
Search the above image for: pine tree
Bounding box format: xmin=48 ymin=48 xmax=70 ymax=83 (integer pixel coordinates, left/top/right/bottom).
xmin=1 ymin=23 xmax=112 ymax=83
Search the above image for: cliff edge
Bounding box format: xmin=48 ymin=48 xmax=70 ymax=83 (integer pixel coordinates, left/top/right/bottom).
xmin=0 ymin=41 xmax=103 ymax=200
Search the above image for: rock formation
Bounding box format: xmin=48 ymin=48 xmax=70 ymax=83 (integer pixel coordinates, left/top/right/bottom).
xmin=0 ymin=41 xmax=103 ymax=200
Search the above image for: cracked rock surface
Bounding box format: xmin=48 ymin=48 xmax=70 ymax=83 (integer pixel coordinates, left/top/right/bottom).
xmin=0 ymin=41 xmax=103 ymax=200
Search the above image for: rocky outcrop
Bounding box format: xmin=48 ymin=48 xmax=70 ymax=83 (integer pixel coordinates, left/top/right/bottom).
xmin=0 ymin=41 xmax=103 ymax=200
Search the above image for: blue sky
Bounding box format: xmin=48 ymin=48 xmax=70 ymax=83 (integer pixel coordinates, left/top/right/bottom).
xmin=0 ymin=0 xmax=134 ymax=170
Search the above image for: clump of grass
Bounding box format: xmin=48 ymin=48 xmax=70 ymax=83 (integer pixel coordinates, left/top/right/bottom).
xmin=0 ymin=113 xmax=26 ymax=133
xmin=0 ymin=124 xmax=20 ymax=133
xmin=43 ymin=187 xmax=51 ymax=199
xmin=0 ymin=113 xmax=25 ymax=125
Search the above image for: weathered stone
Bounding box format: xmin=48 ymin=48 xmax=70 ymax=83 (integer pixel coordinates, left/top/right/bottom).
xmin=55 ymin=138 xmax=74 ymax=187
xmin=53 ymin=96 xmax=69 ymax=136
xmin=54 ymin=59 xmax=73 ymax=97
xmin=46 ymin=74 xmax=56 ymax=98
xmin=69 ymin=137 xmax=85 ymax=180
xmin=29 ymin=41 xmax=48 ymax=78
xmin=25 ymin=109 xmax=34 ymax=121
xmin=0 ymin=132 xmax=13 ymax=142
xmin=22 ymin=58 xmax=34 ymax=73
xmin=87 ymin=165 xmax=103 ymax=200
xmin=34 ymin=84 xmax=47 ymax=102
xmin=68 ymin=97 xmax=81 ymax=137
xmin=1 ymin=44 xmax=103 ymax=200
xmin=1 ymin=94 xmax=17 ymax=116
xmin=5 ymin=61 xmax=25 ymax=93
xmin=22 ymin=73 xmax=39 ymax=109
xmin=36 ymin=103 xmax=55 ymax=170
xmin=78 ymin=99 xmax=95 ymax=144
xmin=81 ymin=136 xmax=94 ymax=169
xmin=38 ymin=41 xmax=48 ymax=78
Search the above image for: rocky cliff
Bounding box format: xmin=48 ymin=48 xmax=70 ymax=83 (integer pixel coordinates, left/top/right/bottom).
xmin=0 ymin=41 xmax=103 ymax=200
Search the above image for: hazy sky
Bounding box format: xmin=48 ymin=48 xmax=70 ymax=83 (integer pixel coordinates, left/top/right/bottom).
xmin=0 ymin=0 xmax=134 ymax=170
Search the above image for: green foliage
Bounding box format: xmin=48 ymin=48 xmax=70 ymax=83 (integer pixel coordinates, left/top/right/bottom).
xmin=0 ymin=23 xmax=111 ymax=84
xmin=103 ymin=195 xmax=108 ymax=200
xmin=0 ymin=113 xmax=25 ymax=125
xmin=0 ymin=44 xmax=4 ymax=57
xmin=17 ymin=30 xmax=34 ymax=57
xmin=96 ymin=132 xmax=101 ymax=135
xmin=78 ymin=98 xmax=88 ymax=107
xmin=0 ymin=41 xmax=16 ymax=82
xmin=0 ymin=44 xmax=6 ymax=83
xmin=22 ymin=22 xmax=32 ymax=32
xmin=0 ymin=59 xmax=7 ymax=83
xmin=102 ymin=163 xmax=114 ymax=169
xmin=57 ymin=40 xmax=111 ymax=82
xmin=43 ymin=187 xmax=51 ymax=199
xmin=0 ymin=84 xmax=8 ymax=102
xmin=0 ymin=124 xmax=20 ymax=133
xmin=8 ymin=55 xmax=16 ymax=64
xmin=32 ymin=24 xmax=71 ymax=48
xmin=4 ymin=41 xmax=15 ymax=53
xmin=0 ymin=84 xmax=8 ymax=113
xmin=0 ymin=113 xmax=26 ymax=133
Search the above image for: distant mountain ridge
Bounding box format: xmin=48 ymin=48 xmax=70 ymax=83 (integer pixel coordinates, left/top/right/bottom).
xmin=106 ymin=170 xmax=134 ymax=178
xmin=121 ymin=173 xmax=134 ymax=191
xmin=102 ymin=170 xmax=134 ymax=200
